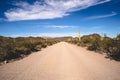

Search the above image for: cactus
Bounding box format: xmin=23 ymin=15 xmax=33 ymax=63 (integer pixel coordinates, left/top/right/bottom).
xmin=116 ymin=33 xmax=120 ymax=40
xmin=101 ymin=33 xmax=106 ymax=41
xmin=78 ymin=30 xmax=81 ymax=41
xmin=101 ymin=33 xmax=104 ymax=41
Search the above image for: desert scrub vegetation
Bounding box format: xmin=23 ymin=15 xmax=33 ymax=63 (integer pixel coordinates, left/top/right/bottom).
xmin=0 ymin=36 xmax=59 ymax=62
xmin=67 ymin=34 xmax=120 ymax=61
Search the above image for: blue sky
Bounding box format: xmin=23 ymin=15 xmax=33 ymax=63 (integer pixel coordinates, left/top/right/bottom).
xmin=0 ymin=0 xmax=120 ymax=37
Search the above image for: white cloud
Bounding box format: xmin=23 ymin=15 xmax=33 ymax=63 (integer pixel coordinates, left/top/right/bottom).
xmin=5 ymin=0 xmax=111 ymax=21
xmin=32 ymin=25 xmax=76 ymax=29
xmin=84 ymin=11 xmax=117 ymax=20
xmin=45 ymin=25 xmax=75 ymax=29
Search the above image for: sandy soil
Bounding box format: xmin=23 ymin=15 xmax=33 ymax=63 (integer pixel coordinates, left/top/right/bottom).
xmin=0 ymin=42 xmax=120 ymax=80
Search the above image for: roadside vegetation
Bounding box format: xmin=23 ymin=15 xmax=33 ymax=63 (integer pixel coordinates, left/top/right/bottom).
xmin=67 ymin=33 xmax=120 ymax=61
xmin=0 ymin=36 xmax=59 ymax=63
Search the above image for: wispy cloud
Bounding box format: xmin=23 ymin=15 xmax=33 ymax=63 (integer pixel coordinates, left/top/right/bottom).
xmin=32 ymin=25 xmax=77 ymax=29
xmin=4 ymin=0 xmax=111 ymax=21
xmin=45 ymin=25 xmax=75 ymax=29
xmin=84 ymin=12 xmax=117 ymax=20
xmin=9 ymin=32 xmax=77 ymax=37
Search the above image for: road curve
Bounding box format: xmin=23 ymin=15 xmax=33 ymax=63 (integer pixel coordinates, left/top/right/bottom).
xmin=0 ymin=42 xmax=120 ymax=80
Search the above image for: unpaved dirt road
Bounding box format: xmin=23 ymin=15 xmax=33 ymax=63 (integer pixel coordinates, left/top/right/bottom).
xmin=0 ymin=42 xmax=120 ymax=80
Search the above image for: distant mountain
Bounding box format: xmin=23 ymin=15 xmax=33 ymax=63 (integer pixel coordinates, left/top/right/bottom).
xmin=43 ymin=36 xmax=73 ymax=41
xmin=81 ymin=33 xmax=101 ymax=39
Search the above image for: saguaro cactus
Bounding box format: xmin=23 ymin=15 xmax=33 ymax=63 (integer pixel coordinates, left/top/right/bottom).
xmin=101 ymin=33 xmax=104 ymax=41
xmin=116 ymin=33 xmax=120 ymax=40
xmin=78 ymin=30 xmax=81 ymax=41
xmin=101 ymin=33 xmax=106 ymax=40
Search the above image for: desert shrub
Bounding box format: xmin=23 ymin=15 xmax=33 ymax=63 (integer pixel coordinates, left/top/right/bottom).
xmin=87 ymin=38 xmax=101 ymax=51
xmin=15 ymin=46 xmax=31 ymax=55
xmin=41 ymin=43 xmax=47 ymax=48
xmin=81 ymin=34 xmax=101 ymax=47
xmin=67 ymin=38 xmax=80 ymax=45
xmin=116 ymin=34 xmax=120 ymax=40
xmin=6 ymin=52 xmax=21 ymax=60
xmin=88 ymin=36 xmax=120 ymax=60
xmin=102 ymin=38 xmax=120 ymax=60
xmin=34 ymin=45 xmax=42 ymax=51
xmin=67 ymin=33 xmax=120 ymax=60
xmin=0 ymin=36 xmax=58 ymax=62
